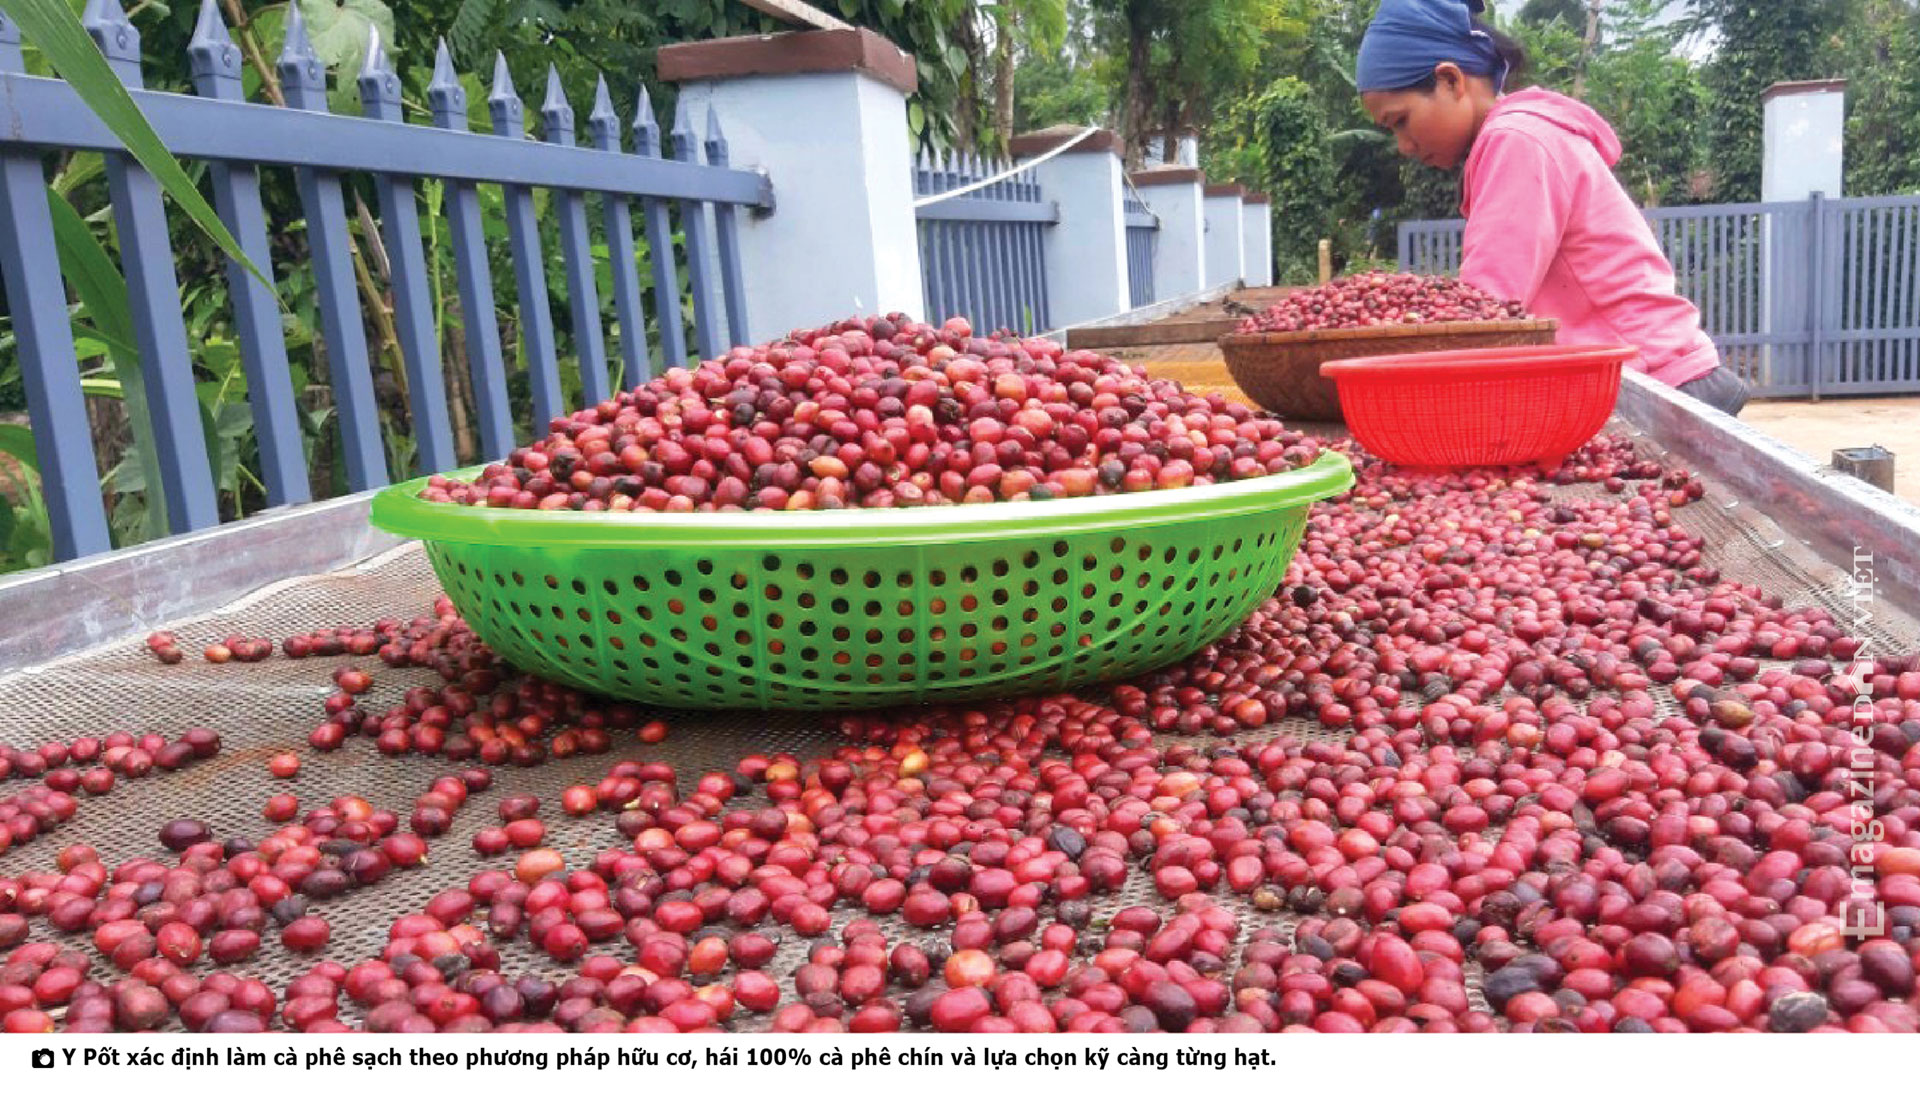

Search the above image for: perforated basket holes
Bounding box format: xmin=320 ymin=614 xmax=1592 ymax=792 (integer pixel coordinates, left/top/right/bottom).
xmin=426 ymin=504 xmax=1323 ymax=711
xmin=1344 ymin=368 xmax=1618 ymax=469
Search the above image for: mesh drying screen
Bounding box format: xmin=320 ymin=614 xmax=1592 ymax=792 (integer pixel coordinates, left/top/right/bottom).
xmin=0 ymin=432 xmax=1915 ymax=1032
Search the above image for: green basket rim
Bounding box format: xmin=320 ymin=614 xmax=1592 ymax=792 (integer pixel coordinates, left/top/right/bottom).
xmin=371 ymin=452 xmax=1354 ymax=549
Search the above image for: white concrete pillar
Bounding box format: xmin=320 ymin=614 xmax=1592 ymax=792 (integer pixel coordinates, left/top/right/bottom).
xmin=1762 ymin=80 xmax=1846 ymax=202
xmin=1241 ymin=192 xmax=1272 ymax=288
xmin=1204 ymin=183 xmax=1246 ymax=288
xmin=1758 ymin=79 xmax=1846 ymax=391
xmin=661 ymin=29 xmax=924 ymax=342
xmin=1010 ymin=126 xmax=1128 ymax=329
xmin=1130 ymin=167 xmax=1206 ymax=297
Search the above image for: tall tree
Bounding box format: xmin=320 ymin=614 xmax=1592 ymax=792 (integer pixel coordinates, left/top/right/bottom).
xmin=1087 ymin=0 xmax=1166 ymax=166
xmin=1012 ymin=0 xmax=1108 ymax=132
xmin=986 ymin=0 xmax=1069 ymax=151
xmin=1583 ymin=0 xmax=1710 ymax=205
xmin=1573 ymin=0 xmax=1603 ymax=98
xmin=1519 ymin=0 xmax=1588 ymax=24
xmin=1086 ymin=0 xmax=1307 ymax=166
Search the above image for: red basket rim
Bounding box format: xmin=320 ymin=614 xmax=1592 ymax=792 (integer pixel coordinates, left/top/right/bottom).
xmin=1319 ymin=344 xmax=1636 ymax=378
xmin=1218 ymin=317 xmax=1558 ymax=346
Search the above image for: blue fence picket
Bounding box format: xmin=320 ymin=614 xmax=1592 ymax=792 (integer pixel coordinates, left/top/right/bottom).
xmin=85 ymin=0 xmax=219 ymax=534
xmin=1400 ymin=193 xmax=1920 ymax=399
xmin=1124 ymin=193 xmax=1155 ymax=311
xmin=428 ymin=41 xmax=514 ymax=460
xmin=1901 ymin=204 xmax=1918 ymax=386
xmin=359 ymin=33 xmax=455 ymax=474
xmin=187 ymin=0 xmax=307 ymax=506
xmin=705 ymin=106 xmax=750 ymax=349
xmin=1 ymin=6 xmax=769 ymax=565
xmin=1013 ymin=170 xmax=1044 ymax=332
xmin=278 ymin=6 xmax=386 ymax=491
xmin=588 ymin=77 xmax=652 ymax=388
xmin=976 ymin=159 xmax=998 ymax=331
xmin=1012 ymin=169 xmax=1029 ymax=329
xmin=1829 ymin=193 xmax=1920 ymax=394
xmin=956 ymin=157 xmax=976 ymax=325
xmin=488 ymin=55 xmax=565 ymax=432
xmin=0 ymin=16 xmax=111 ymax=559
xmin=966 ymin=157 xmax=990 ymax=331
xmin=941 ymin=156 xmax=966 ymax=324
xmin=914 ymin=151 xmax=1061 ymax=334
xmin=541 ymin=68 xmax=610 ymax=405
xmin=971 ymin=160 xmax=991 ymax=329
xmin=672 ymin=100 xmax=723 ymax=361
xmin=913 ymin=153 xmax=936 ymax=320
xmin=632 ymin=89 xmax=687 ymax=370
xmin=989 ymin=162 xmax=1012 ymax=332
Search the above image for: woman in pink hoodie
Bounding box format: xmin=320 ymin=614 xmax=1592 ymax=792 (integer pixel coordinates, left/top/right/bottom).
xmin=1356 ymin=0 xmax=1750 ymax=416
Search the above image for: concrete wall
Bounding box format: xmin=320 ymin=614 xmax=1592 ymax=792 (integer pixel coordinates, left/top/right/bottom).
xmin=1024 ymin=150 xmax=1129 ymax=328
xmin=1134 ymin=180 xmax=1206 ymax=297
xmin=1762 ymin=84 xmax=1846 ymax=202
xmin=675 ymin=72 xmax=925 ymax=341
xmin=1241 ymin=201 xmax=1272 ymax=288
xmin=1204 ymin=193 xmax=1244 ymax=287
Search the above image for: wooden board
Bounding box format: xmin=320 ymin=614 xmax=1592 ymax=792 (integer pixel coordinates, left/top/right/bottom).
xmin=736 ymin=0 xmax=851 ymax=30
xmin=1217 ymin=318 xmax=1557 ymax=348
xmin=1067 ymin=318 xmax=1242 ymax=350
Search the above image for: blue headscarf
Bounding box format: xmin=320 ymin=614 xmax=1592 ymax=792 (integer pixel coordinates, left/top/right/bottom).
xmin=1356 ymin=0 xmax=1509 ymax=94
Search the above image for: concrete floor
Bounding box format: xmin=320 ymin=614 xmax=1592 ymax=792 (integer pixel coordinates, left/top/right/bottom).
xmin=1743 ymin=397 xmax=1920 ymax=504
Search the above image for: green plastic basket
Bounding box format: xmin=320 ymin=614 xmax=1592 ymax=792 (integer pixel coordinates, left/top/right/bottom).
xmin=370 ymin=453 xmax=1354 ymax=710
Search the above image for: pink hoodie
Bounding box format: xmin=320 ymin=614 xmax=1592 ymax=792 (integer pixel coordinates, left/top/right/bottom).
xmin=1458 ymin=88 xmax=1718 ymax=386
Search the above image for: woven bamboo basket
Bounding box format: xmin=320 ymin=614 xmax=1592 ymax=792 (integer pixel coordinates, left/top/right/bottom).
xmin=1218 ymin=318 xmax=1560 ymax=422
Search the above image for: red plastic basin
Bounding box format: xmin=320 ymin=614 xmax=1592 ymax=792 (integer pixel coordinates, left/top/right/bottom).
xmin=1320 ymin=344 xmax=1633 ymax=468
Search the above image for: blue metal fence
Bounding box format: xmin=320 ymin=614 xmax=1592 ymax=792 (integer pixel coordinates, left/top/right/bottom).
xmin=1398 ymin=192 xmax=1920 ymax=399
xmin=914 ymin=154 xmax=1055 ymax=335
xmin=0 ymin=2 xmax=767 ymax=562
xmin=1124 ymin=194 xmax=1158 ymax=309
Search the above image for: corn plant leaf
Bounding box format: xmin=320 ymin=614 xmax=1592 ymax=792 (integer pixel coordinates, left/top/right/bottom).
xmin=45 ymin=186 xmax=168 ymax=537
xmin=1 ymin=421 xmax=48 ymax=559
xmin=69 ymin=328 xmax=118 ymax=362
xmin=0 ymin=0 xmax=272 ymax=291
xmin=0 ymin=423 xmax=39 ymax=475
xmin=48 ymin=191 xmax=134 ymax=351
xmin=51 ymin=150 xmax=105 ymax=198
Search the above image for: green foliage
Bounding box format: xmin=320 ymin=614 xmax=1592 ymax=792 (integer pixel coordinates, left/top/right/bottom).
xmin=1518 ymin=0 xmax=1586 ymax=25
xmin=1694 ymin=0 xmax=1850 ymax=202
xmin=0 ymin=423 xmax=54 ymax=572
xmin=0 ymin=0 xmax=267 ymax=285
xmin=1247 ymin=77 xmax=1333 ymax=285
xmin=1083 ymin=0 xmax=1309 ymax=162
xmin=1502 ymin=6 xmax=1584 ymax=89
xmin=1014 ymin=47 xmax=1109 ymax=130
xmin=387 ymin=0 xmax=989 ymax=153
xmin=1012 ymin=4 xmax=1106 ymax=132
xmin=1 ymin=0 xmax=1004 ymax=574
xmin=1845 ymin=0 xmax=1920 ymax=197
xmin=1580 ymin=0 xmax=1710 ymax=206
xmin=46 ymin=187 xmax=171 ymax=540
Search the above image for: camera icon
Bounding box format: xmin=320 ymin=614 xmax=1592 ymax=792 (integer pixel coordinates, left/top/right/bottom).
xmin=31 ymin=1049 xmax=54 ymax=1069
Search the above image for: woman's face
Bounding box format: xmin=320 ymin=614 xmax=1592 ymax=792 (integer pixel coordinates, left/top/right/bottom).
xmin=1362 ymin=63 xmax=1482 ymax=171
